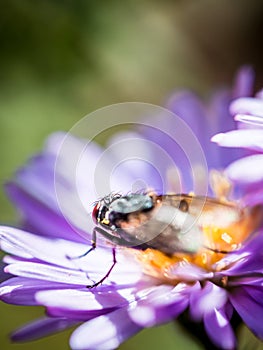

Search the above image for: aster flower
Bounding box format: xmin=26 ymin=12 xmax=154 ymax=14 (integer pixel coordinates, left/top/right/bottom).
xmin=1 ymin=68 xmax=262 ymax=350
xmin=1 ymin=196 xmax=263 ymax=350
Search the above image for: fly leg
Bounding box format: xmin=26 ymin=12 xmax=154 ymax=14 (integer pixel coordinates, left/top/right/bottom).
xmin=66 ymin=229 xmax=97 ymax=283
xmin=67 ymin=227 xmax=118 ymax=288
xmin=67 ymin=229 xmax=97 ymax=260
xmin=87 ymin=246 xmax=117 ymax=288
xmin=203 ymin=245 xmax=232 ymax=254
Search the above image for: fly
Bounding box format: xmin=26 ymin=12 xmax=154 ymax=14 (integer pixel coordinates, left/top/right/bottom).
xmin=81 ymin=191 xmax=262 ymax=287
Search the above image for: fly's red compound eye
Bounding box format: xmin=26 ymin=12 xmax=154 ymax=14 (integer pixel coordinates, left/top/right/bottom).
xmin=92 ymin=203 xmax=100 ymax=223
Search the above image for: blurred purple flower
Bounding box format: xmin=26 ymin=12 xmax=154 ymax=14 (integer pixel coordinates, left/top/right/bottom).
xmin=1 ymin=67 xmax=263 ymax=350
xmin=139 ymin=66 xmax=254 ymax=193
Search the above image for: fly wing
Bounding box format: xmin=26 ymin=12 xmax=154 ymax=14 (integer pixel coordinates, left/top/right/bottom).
xmin=161 ymin=194 xmax=242 ymax=228
xmin=117 ymin=200 xmax=204 ymax=254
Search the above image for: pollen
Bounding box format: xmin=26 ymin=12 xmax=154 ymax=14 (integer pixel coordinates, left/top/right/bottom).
xmin=133 ymin=248 xmax=185 ymax=284
xmin=133 ymin=247 xmax=224 ymax=285
xmin=221 ymin=232 xmax=232 ymax=244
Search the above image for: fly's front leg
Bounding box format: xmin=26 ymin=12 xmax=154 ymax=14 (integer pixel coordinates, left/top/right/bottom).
xmin=87 ymin=246 xmax=117 ymax=289
xmin=67 ymin=228 xmax=97 ymax=260
xmin=67 ymin=226 xmax=118 ymax=288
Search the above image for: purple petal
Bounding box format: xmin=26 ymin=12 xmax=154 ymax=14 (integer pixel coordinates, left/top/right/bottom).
xmin=166 ymin=261 xmax=213 ymax=282
xmin=207 ymin=89 xmax=242 ymax=168
xmin=6 ymin=183 xmax=86 ymax=243
xmin=41 ymin=285 xmax=141 ymax=320
xmin=243 ymin=286 xmax=263 ymax=306
xmin=0 ymin=226 xmax=88 ymax=268
xmin=3 ymin=255 xmax=38 ymax=264
xmin=189 ymin=282 xmax=228 ymax=321
xmin=220 ymin=259 xmax=263 ymax=278
xmin=45 ymin=133 xmax=104 ymax=234
xmin=234 ymin=114 xmax=263 ymax=127
xmin=229 ymin=287 xmax=263 ymax=339
xmin=129 ymin=283 xmax=192 ymax=327
xmin=4 ymin=261 xmax=90 ymax=285
xmin=106 ymin=131 xmax=165 ymax=192
xmin=35 ymin=287 xmax=135 ymax=311
xmin=8 ymin=154 xmax=59 ymax=208
xmin=70 ymin=308 xmax=142 ymax=350
xmin=134 ymin=283 xmax=193 ymax=308
xmin=40 ymin=287 xmax=135 ymax=320
xmin=235 ymin=230 xmax=263 ymax=255
xmin=227 ymin=276 xmax=263 ymax=287
xmin=54 ymin=130 xmax=169 ymax=227
xmin=231 ymin=251 xmax=263 ymax=276
xmin=138 ymin=93 xmax=210 ymax=193
xmin=204 ymin=308 xmax=236 ymax=350
xmin=11 ymin=317 xmax=78 ymax=342
xmin=212 ymin=129 xmax=263 ymax=152
xmin=230 ymin=97 xmax=263 ymax=118
xmin=164 ymin=87 xmax=244 ymax=182
xmin=232 ymin=66 xmax=255 ymax=98
xmin=7 ymin=131 xmax=130 ymax=238
xmin=0 ymin=277 xmax=74 ymax=305
xmin=225 ymin=154 xmax=263 ymax=188
xmin=166 ymin=91 xmax=207 ymax=144
xmin=5 ymin=143 xmax=90 ymax=241
xmin=214 ymin=232 xmax=263 ymax=276
xmin=46 ymin=308 xmax=113 ymax=321
xmin=43 ymin=132 xmax=103 ymax=200
xmin=243 ymin=188 xmax=263 ymax=206
xmin=43 ymin=131 xmax=68 ymax=154
xmin=129 ymin=298 xmax=187 ymax=327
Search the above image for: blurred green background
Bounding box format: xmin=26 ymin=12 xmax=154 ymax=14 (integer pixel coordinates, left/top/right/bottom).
xmin=0 ymin=0 xmax=263 ymax=349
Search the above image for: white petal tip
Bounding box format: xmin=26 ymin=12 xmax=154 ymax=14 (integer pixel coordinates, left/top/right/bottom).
xmin=211 ymin=133 xmax=224 ymax=143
